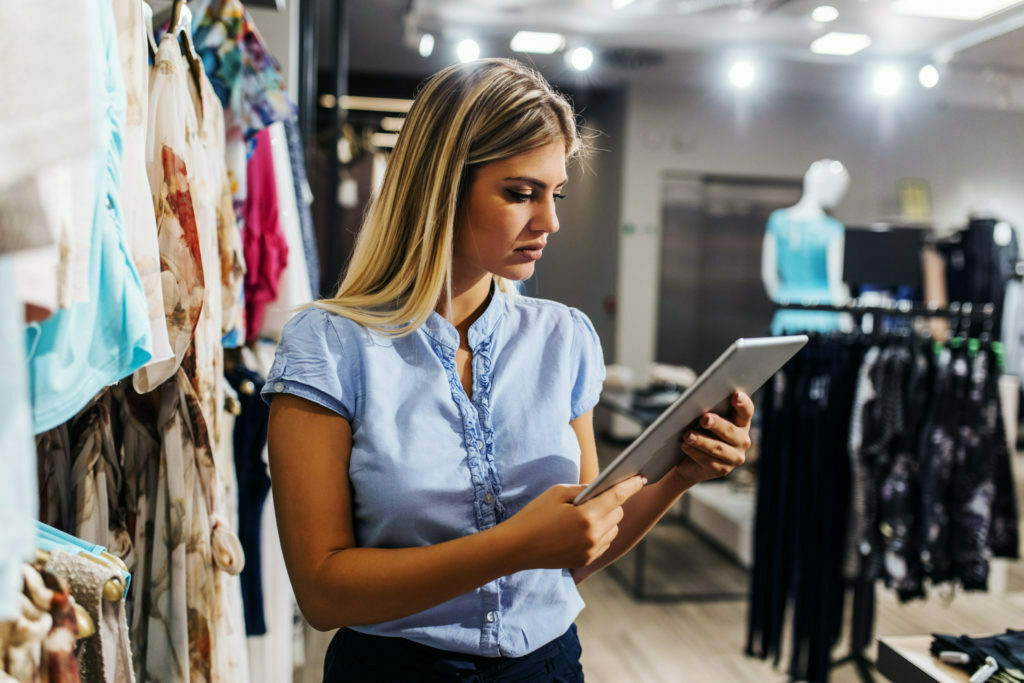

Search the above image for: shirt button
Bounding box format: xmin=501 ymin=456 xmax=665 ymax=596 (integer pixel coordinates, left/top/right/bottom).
xmin=273 ymin=382 xmax=284 ymax=392
xmin=476 ymin=440 xmax=484 ymax=450
xmin=483 ymin=493 xmax=494 ymax=504
xmin=486 ymin=611 xmax=496 ymax=623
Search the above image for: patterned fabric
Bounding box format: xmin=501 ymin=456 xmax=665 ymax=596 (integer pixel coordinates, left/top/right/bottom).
xmin=261 ymin=287 xmax=606 ymax=657
xmin=37 ymin=568 xmax=80 ymax=683
xmin=115 ymin=0 xmax=173 ymax=375
xmin=133 ymin=33 xmax=204 ymax=393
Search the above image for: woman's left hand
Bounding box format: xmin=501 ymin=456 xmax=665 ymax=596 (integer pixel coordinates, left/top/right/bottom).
xmin=673 ymin=391 xmax=754 ymax=484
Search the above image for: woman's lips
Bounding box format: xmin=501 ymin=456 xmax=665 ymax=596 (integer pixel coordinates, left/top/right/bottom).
xmin=514 ymin=247 xmax=543 ymax=261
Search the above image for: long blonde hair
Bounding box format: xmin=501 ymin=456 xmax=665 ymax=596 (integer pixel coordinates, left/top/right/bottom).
xmin=314 ymin=58 xmax=581 ymax=335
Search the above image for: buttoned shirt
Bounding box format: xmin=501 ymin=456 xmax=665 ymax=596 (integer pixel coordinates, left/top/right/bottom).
xmin=262 ymin=287 xmax=605 ymax=656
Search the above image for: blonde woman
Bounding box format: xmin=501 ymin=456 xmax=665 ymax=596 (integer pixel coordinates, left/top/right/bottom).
xmin=264 ymin=59 xmax=753 ymax=681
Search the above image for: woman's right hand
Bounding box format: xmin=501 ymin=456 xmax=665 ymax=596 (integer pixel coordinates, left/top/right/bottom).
xmin=502 ymin=475 xmax=647 ymax=570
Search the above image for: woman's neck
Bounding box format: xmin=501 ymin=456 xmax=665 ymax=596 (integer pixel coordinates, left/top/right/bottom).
xmin=442 ymin=273 xmax=494 ymax=340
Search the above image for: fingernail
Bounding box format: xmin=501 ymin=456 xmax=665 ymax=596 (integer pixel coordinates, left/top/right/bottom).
xmin=687 ymin=432 xmax=697 ymax=443
xmin=641 ymin=477 xmax=648 ymax=485
xmin=702 ymin=415 xmax=713 ymax=428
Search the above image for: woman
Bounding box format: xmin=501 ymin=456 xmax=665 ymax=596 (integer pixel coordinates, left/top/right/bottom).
xmin=264 ymin=59 xmax=753 ymax=681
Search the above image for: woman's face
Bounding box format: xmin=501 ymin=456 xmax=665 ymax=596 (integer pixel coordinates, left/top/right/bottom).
xmin=453 ymin=140 xmax=568 ymax=283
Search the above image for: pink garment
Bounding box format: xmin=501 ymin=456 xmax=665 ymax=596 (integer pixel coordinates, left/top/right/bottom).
xmin=242 ymin=128 xmax=288 ymax=341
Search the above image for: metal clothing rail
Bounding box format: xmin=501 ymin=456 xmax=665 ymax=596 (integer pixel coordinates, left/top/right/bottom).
xmin=775 ymin=299 xmax=996 ymax=319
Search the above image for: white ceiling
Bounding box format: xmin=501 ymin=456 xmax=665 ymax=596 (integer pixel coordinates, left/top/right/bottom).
xmin=348 ymin=0 xmax=1024 ymax=111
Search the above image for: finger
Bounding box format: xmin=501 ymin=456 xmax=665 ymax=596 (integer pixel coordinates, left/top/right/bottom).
xmin=729 ymin=391 xmax=755 ymax=429
xmin=681 ymin=443 xmax=741 ymax=477
xmin=695 ymin=412 xmax=750 ymax=450
xmin=556 ymin=484 xmax=589 ymax=503
xmin=587 ymin=475 xmax=647 ymax=514
xmin=681 ymin=430 xmax=745 ymax=467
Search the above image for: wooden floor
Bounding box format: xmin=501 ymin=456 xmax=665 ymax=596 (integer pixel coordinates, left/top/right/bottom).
xmin=296 ymin=448 xmax=1024 ymax=682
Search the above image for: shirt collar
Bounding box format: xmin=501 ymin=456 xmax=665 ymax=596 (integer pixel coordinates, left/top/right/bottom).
xmin=422 ymin=281 xmax=508 ymax=351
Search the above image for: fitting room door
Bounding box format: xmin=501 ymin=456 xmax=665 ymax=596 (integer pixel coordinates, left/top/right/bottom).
xmin=656 ymin=173 xmax=803 ymax=372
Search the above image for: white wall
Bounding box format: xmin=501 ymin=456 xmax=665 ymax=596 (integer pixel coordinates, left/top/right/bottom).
xmin=615 ymin=84 xmax=1024 ymax=376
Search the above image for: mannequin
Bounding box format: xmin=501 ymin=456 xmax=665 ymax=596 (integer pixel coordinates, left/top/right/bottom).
xmin=762 ymin=159 xmax=851 ymax=334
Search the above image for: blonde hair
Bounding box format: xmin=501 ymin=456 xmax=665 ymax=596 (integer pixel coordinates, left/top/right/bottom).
xmin=314 ymin=58 xmax=581 ymax=335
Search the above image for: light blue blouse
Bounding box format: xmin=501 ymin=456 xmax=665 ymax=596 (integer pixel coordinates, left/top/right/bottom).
xmin=261 ymin=287 xmax=606 ymax=657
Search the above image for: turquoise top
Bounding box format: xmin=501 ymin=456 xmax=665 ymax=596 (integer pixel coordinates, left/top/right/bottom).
xmin=766 ymin=209 xmax=845 ymax=335
xmin=25 ymin=0 xmax=152 ymax=433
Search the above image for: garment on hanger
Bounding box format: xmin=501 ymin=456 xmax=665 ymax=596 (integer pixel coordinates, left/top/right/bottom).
xmin=747 ymin=333 xmax=1019 ymax=682
xmin=25 ymin=0 xmax=153 ymax=434
xmin=243 ymin=128 xmax=289 ymax=341
xmin=0 ymin=1 xmax=92 ymax=191
xmin=225 ymin=364 xmax=271 ymax=635
xmin=133 ymin=31 xmax=204 ymax=393
xmin=0 ymin=256 xmax=38 ymax=624
xmin=260 ymin=121 xmax=312 ymax=339
xmin=283 ymin=119 xmax=320 ymax=299
xmin=766 ymin=208 xmax=846 ymax=335
xmin=45 ymin=548 xmax=134 ymax=683
xmin=115 ymin=0 xmax=173 ymax=376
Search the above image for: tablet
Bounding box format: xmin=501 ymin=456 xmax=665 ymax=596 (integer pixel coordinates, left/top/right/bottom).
xmin=574 ymin=335 xmax=808 ymax=505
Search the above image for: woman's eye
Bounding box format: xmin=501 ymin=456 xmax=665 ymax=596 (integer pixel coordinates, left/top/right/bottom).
xmin=507 ymin=190 xmax=532 ymax=202
xmin=554 ymin=193 xmax=567 ymax=201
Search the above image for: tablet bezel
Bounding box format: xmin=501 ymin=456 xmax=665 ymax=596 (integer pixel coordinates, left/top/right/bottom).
xmin=573 ymin=335 xmax=808 ymax=505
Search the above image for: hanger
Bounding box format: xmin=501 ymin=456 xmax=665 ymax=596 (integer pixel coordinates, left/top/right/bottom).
xmin=170 ymin=0 xmax=205 ymax=113
xmin=141 ymin=1 xmax=157 ymax=62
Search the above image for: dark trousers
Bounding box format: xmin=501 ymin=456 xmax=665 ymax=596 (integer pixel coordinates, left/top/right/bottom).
xmin=323 ymin=624 xmax=585 ymax=682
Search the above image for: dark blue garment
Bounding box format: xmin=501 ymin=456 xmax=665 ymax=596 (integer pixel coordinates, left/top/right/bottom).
xmin=283 ymin=119 xmax=320 ymax=298
xmin=226 ymin=364 xmax=272 ymax=635
xmin=322 ymin=623 xmax=585 ymax=682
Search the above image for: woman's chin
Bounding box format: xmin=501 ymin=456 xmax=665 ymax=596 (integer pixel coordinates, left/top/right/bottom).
xmin=495 ymin=262 xmax=536 ymax=282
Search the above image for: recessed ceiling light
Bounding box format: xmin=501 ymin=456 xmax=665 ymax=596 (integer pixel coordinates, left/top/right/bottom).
xmin=457 ymin=38 xmax=480 ymax=63
xmin=812 ymin=5 xmax=839 ymax=22
xmin=728 ymin=61 xmax=756 ymax=89
xmin=891 ymin=0 xmax=1024 ymax=21
xmin=810 ymin=32 xmax=872 ymax=56
xmin=873 ymin=66 xmax=903 ymax=97
xmin=510 ymin=31 xmax=566 ymax=54
xmin=418 ymin=33 xmax=434 ymax=58
xmin=568 ymin=46 xmax=594 ymax=71
xmin=919 ymin=64 xmax=940 ymax=88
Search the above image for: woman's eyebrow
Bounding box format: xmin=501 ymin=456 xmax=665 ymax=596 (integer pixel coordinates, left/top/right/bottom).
xmin=503 ymin=176 xmax=569 ymax=189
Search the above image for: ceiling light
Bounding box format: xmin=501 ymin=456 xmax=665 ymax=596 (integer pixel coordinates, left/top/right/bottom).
xmin=810 ymin=32 xmax=872 ymax=56
xmin=812 ymin=5 xmax=839 ymax=22
xmin=418 ymin=33 xmax=434 ymax=58
xmin=380 ymin=116 xmax=405 ymax=132
xmin=510 ymin=31 xmax=566 ymax=54
xmin=457 ymin=38 xmax=480 ymax=63
xmin=339 ymin=96 xmax=413 ymax=113
xmin=569 ymin=46 xmax=594 ymax=71
xmin=613 ymin=0 xmax=638 ymax=8
xmin=728 ymin=61 xmax=756 ymax=89
xmin=919 ymin=64 xmax=940 ymax=88
xmin=891 ymin=0 xmax=1024 ymax=21
xmin=873 ymin=66 xmax=903 ymax=97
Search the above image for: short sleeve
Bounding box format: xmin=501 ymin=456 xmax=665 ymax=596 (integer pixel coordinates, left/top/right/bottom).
xmin=260 ymin=307 xmax=357 ymax=421
xmin=569 ymin=308 xmax=606 ymax=421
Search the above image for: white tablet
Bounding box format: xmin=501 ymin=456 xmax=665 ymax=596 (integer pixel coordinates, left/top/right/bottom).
xmin=574 ymin=335 xmax=808 ymax=505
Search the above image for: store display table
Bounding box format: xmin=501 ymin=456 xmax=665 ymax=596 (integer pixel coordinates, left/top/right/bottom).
xmin=877 ymin=636 xmax=969 ymax=683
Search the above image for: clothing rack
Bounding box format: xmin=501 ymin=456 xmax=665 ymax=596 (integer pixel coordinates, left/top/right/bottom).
xmin=775 ymin=299 xmax=996 ymax=320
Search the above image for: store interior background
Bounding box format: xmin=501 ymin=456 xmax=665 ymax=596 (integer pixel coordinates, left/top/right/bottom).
xmin=234 ymin=0 xmax=1024 ymax=680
